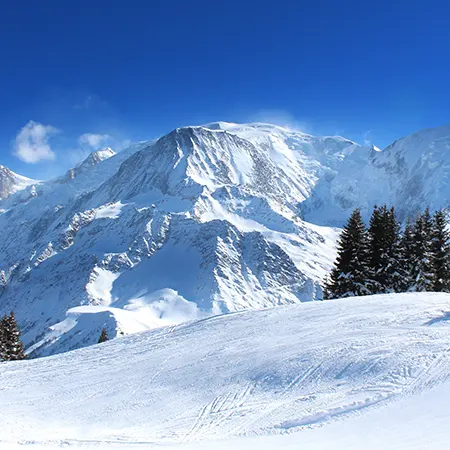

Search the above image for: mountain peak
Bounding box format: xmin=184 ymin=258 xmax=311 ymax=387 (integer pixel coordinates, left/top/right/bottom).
xmin=199 ymin=121 xmax=305 ymax=136
xmin=59 ymin=148 xmax=117 ymax=183
xmin=79 ymin=148 xmax=116 ymax=168
xmin=0 ymin=165 xmax=36 ymax=200
xmin=0 ymin=164 xmax=14 ymax=173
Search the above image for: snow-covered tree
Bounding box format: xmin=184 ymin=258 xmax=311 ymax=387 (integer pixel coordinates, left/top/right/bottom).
xmin=385 ymin=207 xmax=404 ymax=292
xmin=414 ymin=208 xmax=434 ymax=291
xmin=367 ymin=205 xmax=384 ymax=293
xmin=398 ymin=218 xmax=416 ymax=292
xmin=98 ymin=328 xmax=109 ymax=343
xmin=0 ymin=320 xmax=7 ymax=362
xmin=367 ymin=205 xmax=403 ymax=293
xmin=431 ymin=209 xmax=450 ymax=292
xmin=0 ymin=312 xmax=25 ymax=361
xmin=325 ymin=208 xmax=371 ymax=299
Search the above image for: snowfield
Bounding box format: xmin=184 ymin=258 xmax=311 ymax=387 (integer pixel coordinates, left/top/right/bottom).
xmin=2 ymin=292 xmax=450 ymax=449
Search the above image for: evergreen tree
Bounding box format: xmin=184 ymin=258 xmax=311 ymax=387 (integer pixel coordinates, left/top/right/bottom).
xmin=385 ymin=207 xmax=404 ymax=292
xmin=325 ymin=208 xmax=371 ymax=299
xmin=322 ymin=275 xmax=330 ymax=300
xmin=398 ymin=218 xmax=416 ymax=292
xmin=414 ymin=208 xmax=434 ymax=291
xmin=1 ymin=312 xmax=25 ymax=361
xmin=0 ymin=317 xmax=7 ymax=362
xmin=367 ymin=205 xmax=402 ymax=293
xmin=367 ymin=205 xmax=385 ymax=293
xmin=431 ymin=209 xmax=450 ymax=292
xmin=98 ymin=327 xmax=109 ymax=343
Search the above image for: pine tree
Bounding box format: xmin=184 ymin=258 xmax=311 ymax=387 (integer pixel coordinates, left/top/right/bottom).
xmin=367 ymin=205 xmax=385 ymax=293
xmin=431 ymin=209 xmax=450 ymax=292
xmin=325 ymin=208 xmax=371 ymax=299
xmin=414 ymin=208 xmax=434 ymax=291
xmin=398 ymin=218 xmax=416 ymax=292
xmin=367 ymin=205 xmax=402 ymax=293
xmin=98 ymin=328 xmax=109 ymax=343
xmin=1 ymin=312 xmax=25 ymax=361
xmin=322 ymin=275 xmax=330 ymax=300
xmin=385 ymin=207 xmax=404 ymax=292
xmin=0 ymin=317 xmax=7 ymax=362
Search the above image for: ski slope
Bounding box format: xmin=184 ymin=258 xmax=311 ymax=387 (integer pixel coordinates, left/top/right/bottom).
xmin=2 ymin=293 xmax=450 ymax=449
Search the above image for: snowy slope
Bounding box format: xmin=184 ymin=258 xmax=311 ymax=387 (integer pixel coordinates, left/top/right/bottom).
xmin=304 ymin=122 xmax=450 ymax=225
xmin=2 ymin=293 xmax=450 ymax=449
xmin=59 ymin=147 xmax=116 ymax=182
xmin=371 ymin=123 xmax=450 ymax=219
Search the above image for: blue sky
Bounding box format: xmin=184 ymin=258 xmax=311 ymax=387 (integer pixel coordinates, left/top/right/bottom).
xmin=1 ymin=0 xmax=449 ymax=178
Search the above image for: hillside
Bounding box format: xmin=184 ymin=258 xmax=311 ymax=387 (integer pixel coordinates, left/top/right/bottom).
xmin=2 ymin=293 xmax=450 ymax=449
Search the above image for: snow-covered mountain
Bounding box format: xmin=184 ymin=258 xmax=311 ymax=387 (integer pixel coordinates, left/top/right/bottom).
xmin=1 ymin=121 xmax=450 ymax=356
xmin=60 ymin=147 xmax=116 ymax=182
xmin=303 ymin=122 xmax=450 ymax=225
xmin=2 ymin=293 xmax=450 ymax=449
xmin=0 ymin=165 xmax=37 ymax=200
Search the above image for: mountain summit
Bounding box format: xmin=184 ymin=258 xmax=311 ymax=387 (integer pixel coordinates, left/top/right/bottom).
xmin=62 ymin=148 xmax=117 ymax=182
xmin=303 ymin=122 xmax=450 ymax=225
xmin=78 ymin=147 xmax=116 ymax=169
xmin=0 ymin=165 xmax=37 ymax=200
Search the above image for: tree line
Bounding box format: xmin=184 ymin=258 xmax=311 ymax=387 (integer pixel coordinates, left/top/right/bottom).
xmin=324 ymin=205 xmax=450 ymax=299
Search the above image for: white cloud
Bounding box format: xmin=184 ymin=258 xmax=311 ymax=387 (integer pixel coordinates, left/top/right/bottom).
xmin=363 ymin=129 xmax=374 ymax=146
xmin=14 ymin=121 xmax=58 ymax=163
xmin=78 ymin=133 xmax=112 ymax=149
xmin=250 ymin=109 xmax=310 ymax=133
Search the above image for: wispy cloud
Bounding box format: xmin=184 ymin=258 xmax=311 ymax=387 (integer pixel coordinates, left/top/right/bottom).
xmin=14 ymin=121 xmax=59 ymax=163
xmin=69 ymin=133 xmax=131 ymax=166
xmin=73 ymin=95 xmax=94 ymax=110
xmin=78 ymin=133 xmax=112 ymax=149
xmin=249 ymin=109 xmax=310 ymax=133
xmin=363 ymin=129 xmax=373 ymax=146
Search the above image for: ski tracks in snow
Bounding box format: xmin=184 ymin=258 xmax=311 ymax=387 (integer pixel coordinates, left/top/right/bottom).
xmin=181 ymin=347 xmax=450 ymax=442
xmin=402 ymin=348 xmax=450 ymax=394
xmin=228 ymin=360 xmax=326 ymax=436
xmin=181 ymin=383 xmax=256 ymax=443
